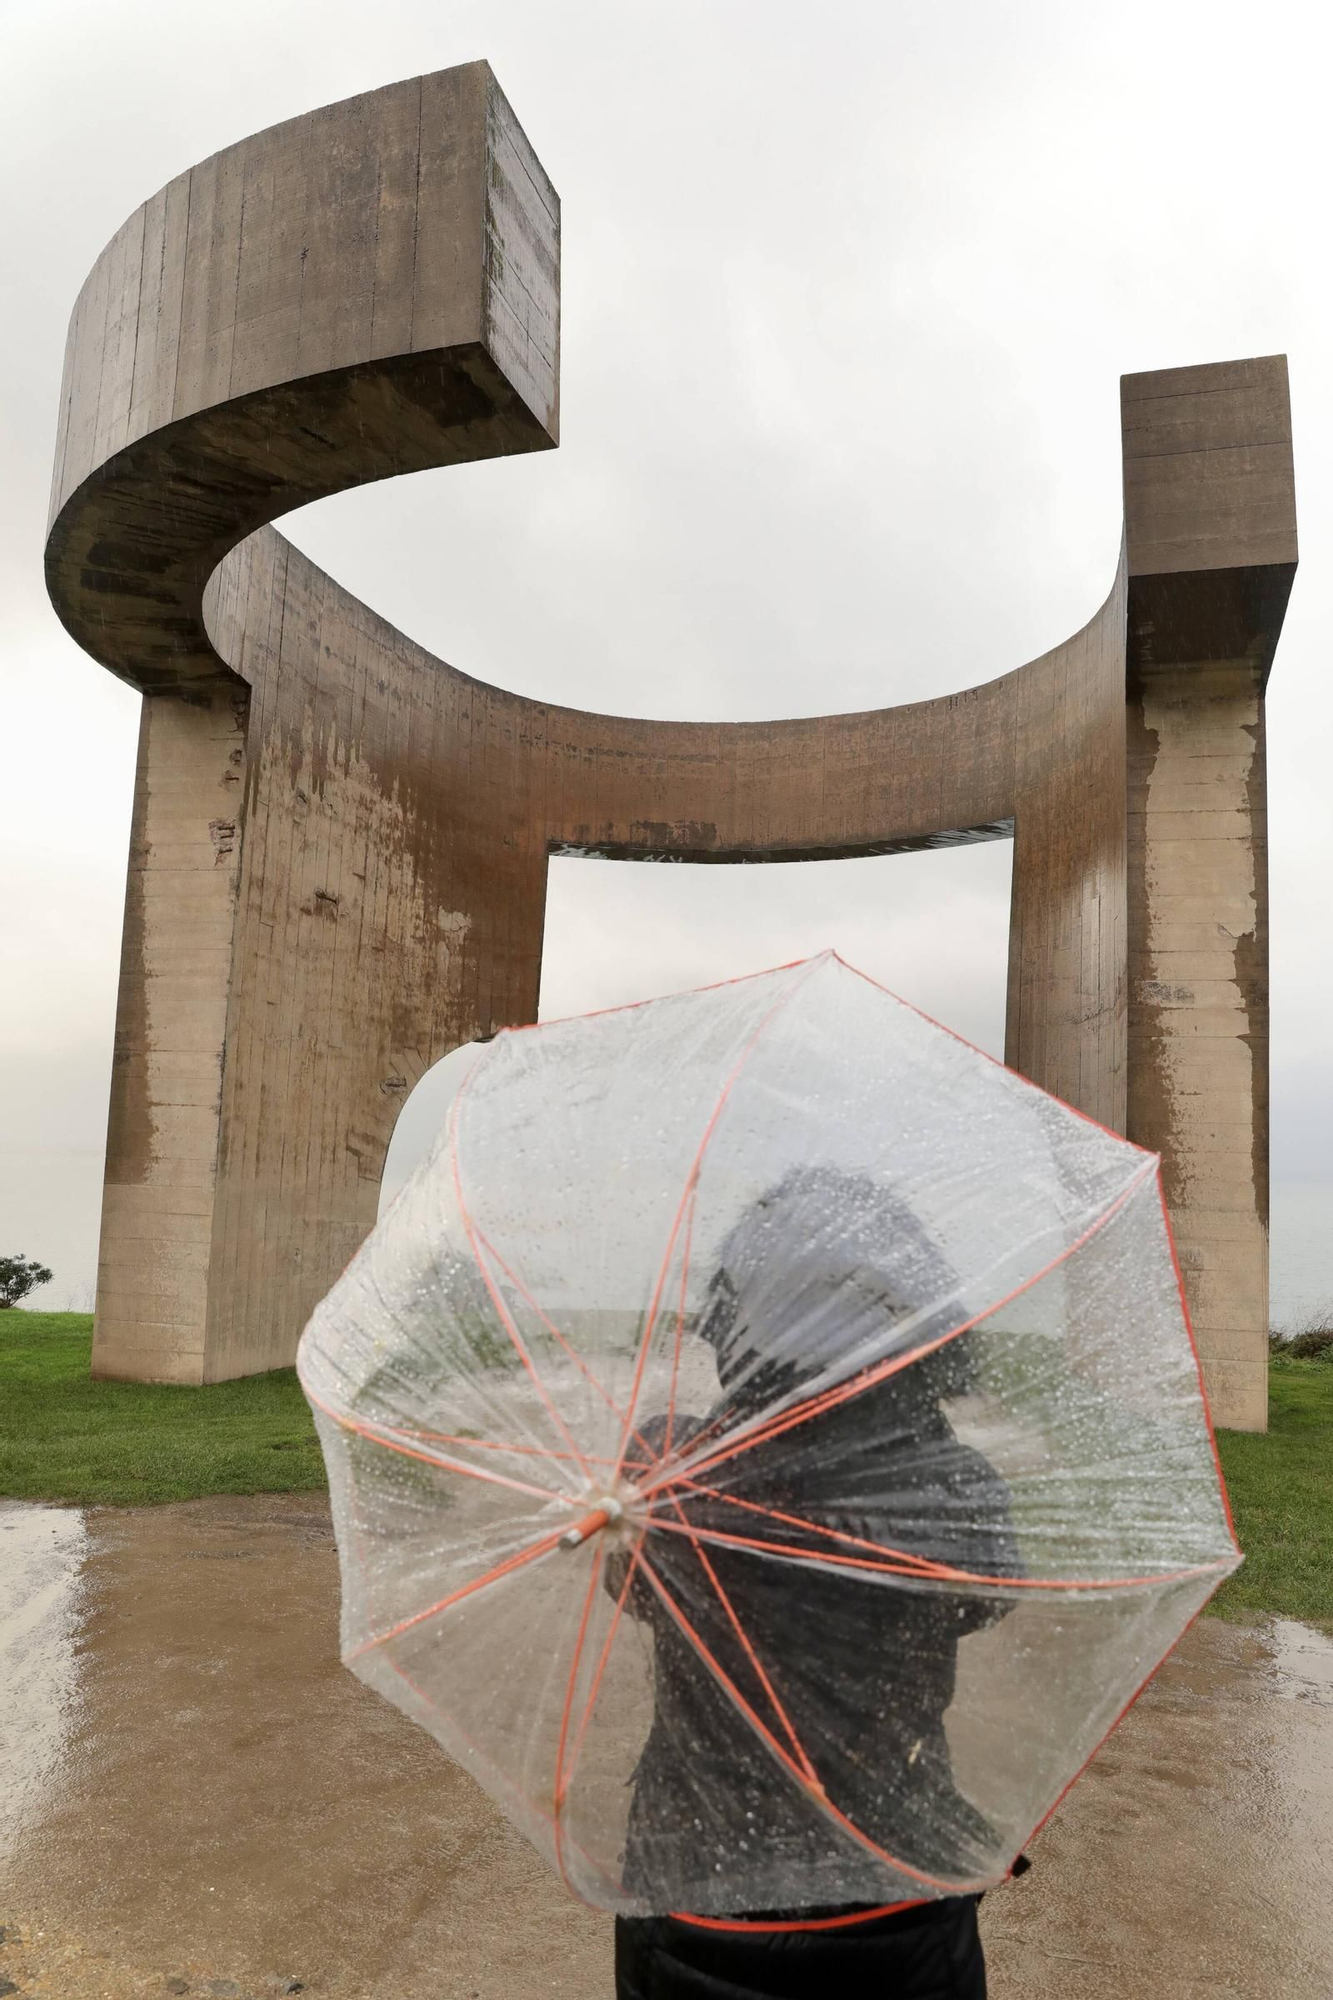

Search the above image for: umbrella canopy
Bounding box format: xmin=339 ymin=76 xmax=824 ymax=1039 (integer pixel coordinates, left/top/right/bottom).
xmin=298 ymin=952 xmax=1240 ymax=1918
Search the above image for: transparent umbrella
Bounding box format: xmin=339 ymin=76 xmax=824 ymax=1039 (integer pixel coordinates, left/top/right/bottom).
xmin=298 ymin=952 xmax=1240 ymax=1919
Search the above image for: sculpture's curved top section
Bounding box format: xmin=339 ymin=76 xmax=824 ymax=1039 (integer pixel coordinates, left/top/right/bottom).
xmin=43 ymin=50 xmax=1106 ymax=863
xmin=46 ymin=62 xmax=559 ymax=695
xmin=37 ymin=55 xmax=1139 ymax=1157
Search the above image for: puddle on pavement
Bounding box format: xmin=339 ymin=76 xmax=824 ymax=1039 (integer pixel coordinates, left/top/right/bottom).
xmin=0 ymin=1494 xmax=1330 ymax=1999
xmin=0 ymin=1501 xmax=86 ymax=1863
xmin=982 ymin=1611 xmax=1333 ymax=1999
xmin=1267 ymin=1614 xmax=1333 ymax=1700
xmin=0 ymin=1493 xmax=609 ymax=1999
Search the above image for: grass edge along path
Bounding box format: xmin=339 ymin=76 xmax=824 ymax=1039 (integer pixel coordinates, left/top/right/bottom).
xmin=1211 ymin=1357 xmax=1333 ymax=1632
xmin=2 ymin=1314 xmax=1329 ymax=1630
xmin=0 ymin=1313 xmax=325 ymax=1506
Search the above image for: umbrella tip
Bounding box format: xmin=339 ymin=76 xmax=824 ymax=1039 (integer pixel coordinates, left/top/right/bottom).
xmin=560 ymin=1494 xmax=625 ymax=1550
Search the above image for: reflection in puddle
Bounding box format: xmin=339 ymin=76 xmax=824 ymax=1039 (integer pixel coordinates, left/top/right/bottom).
xmin=1265 ymin=1616 xmax=1333 ymax=1702
xmin=0 ymin=1501 xmax=86 ymax=1860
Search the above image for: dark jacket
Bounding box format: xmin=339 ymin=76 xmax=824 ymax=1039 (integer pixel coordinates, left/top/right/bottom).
xmin=613 ymin=1171 xmax=1018 ymax=1998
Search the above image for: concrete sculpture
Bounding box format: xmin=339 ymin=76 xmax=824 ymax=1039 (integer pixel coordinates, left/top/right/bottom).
xmin=46 ymin=63 xmax=1296 ymax=1426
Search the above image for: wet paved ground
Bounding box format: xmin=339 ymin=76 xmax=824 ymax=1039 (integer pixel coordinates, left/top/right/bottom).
xmin=1 ymin=1494 xmax=1330 ymax=2000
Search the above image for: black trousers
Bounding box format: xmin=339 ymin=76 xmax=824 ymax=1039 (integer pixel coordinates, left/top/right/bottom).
xmin=615 ymin=1897 xmax=986 ymax=2000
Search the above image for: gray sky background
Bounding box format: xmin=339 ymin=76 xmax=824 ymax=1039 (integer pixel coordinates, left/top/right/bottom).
xmin=2 ymin=0 xmax=1329 ymax=1320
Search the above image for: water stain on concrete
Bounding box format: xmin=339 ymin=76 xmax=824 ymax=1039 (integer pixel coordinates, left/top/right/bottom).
xmin=1 ymin=1495 xmax=1330 ymax=1999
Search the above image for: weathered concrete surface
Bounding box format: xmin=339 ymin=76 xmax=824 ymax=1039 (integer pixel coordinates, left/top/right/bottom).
xmin=2 ymin=1496 xmax=1330 ymax=1999
xmin=92 ymin=680 xmax=248 ymax=1385
xmin=46 ymin=61 xmax=562 ymax=1391
xmin=1127 ymin=665 xmax=1271 ymax=1433
xmin=45 ymin=61 xmax=1297 ymax=1423
xmin=1122 ymin=357 xmax=1297 ymax=1435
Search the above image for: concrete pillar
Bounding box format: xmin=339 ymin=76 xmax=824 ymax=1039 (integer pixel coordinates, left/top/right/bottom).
xmin=1123 ymin=358 xmax=1296 ymax=1431
xmin=92 ymin=681 xmax=247 ymax=1382
xmin=1127 ymin=666 xmax=1268 ymax=1429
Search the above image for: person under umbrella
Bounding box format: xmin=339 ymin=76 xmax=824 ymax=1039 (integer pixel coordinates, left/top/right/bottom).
xmin=300 ymin=953 xmax=1240 ymax=1991
xmin=611 ymin=1167 xmax=1024 ymax=2000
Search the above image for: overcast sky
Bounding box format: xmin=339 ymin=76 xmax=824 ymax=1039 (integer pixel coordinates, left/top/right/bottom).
xmin=3 ymin=0 xmax=1329 ymax=1321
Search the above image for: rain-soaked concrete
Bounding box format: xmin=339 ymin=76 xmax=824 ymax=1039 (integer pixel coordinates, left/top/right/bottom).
xmin=1 ymin=1494 xmax=1329 ymax=2000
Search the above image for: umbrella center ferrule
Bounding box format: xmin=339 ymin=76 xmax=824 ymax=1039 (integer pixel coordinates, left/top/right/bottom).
xmin=560 ymin=1490 xmax=631 ymax=1550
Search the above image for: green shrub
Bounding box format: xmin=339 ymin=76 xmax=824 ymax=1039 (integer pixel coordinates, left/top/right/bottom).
xmin=1271 ymin=1305 xmax=1333 ymax=1364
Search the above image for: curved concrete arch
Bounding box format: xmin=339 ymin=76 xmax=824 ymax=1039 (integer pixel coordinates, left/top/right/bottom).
xmin=46 ymin=63 xmax=1295 ymax=1424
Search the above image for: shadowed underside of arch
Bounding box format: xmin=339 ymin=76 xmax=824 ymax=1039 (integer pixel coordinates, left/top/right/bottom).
xmin=45 ymin=62 xmax=1296 ymax=1426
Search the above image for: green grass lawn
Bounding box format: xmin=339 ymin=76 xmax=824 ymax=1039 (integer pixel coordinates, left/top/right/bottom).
xmin=0 ymin=1312 xmax=325 ymax=1504
xmin=2 ymin=1313 xmax=1329 ymax=1630
xmin=1210 ymin=1358 xmax=1333 ymax=1632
